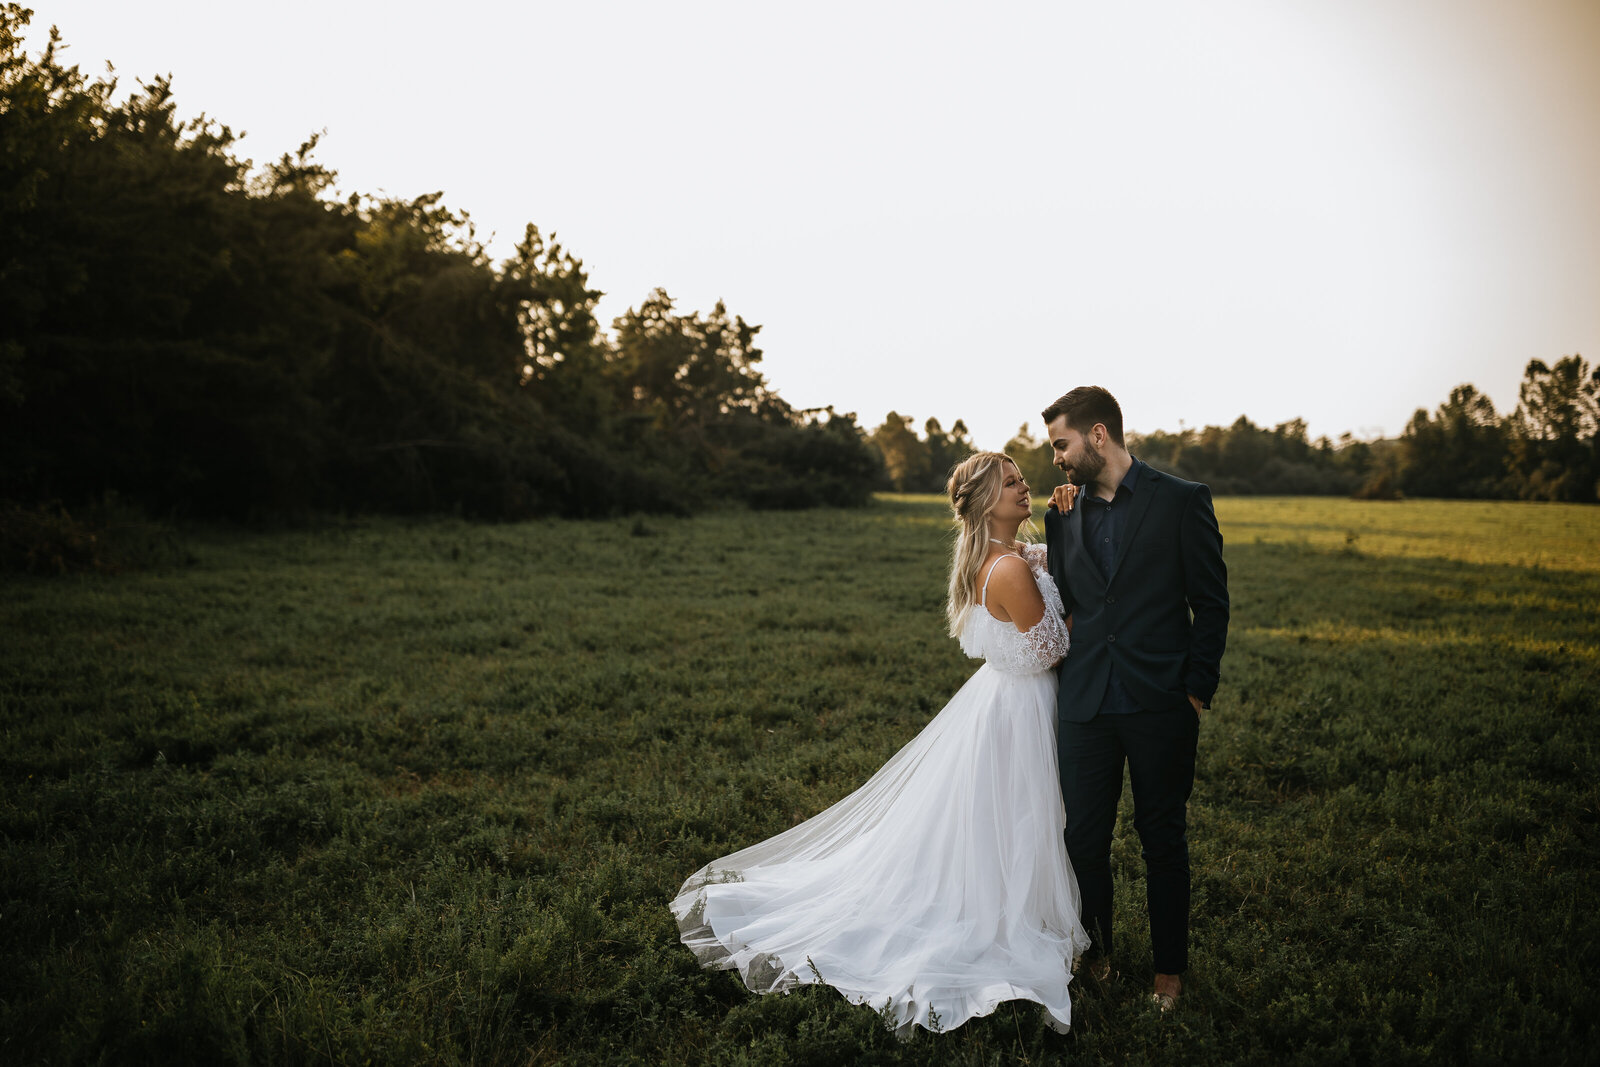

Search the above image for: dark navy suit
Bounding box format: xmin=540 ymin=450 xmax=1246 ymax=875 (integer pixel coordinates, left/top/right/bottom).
xmin=1044 ymin=459 xmax=1229 ymax=974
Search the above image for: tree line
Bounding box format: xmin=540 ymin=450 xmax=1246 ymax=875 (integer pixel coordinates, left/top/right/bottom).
xmin=866 ymin=355 xmax=1598 ymax=504
xmin=5 ymin=7 xmax=1593 ymax=543
xmin=0 ymin=8 xmax=880 ymax=523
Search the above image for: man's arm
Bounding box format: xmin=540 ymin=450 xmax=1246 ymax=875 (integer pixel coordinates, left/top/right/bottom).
xmin=1180 ymin=483 xmax=1229 ymax=707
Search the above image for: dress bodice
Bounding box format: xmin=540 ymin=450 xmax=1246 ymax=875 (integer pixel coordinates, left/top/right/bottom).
xmin=957 ymin=543 xmax=1071 ymax=675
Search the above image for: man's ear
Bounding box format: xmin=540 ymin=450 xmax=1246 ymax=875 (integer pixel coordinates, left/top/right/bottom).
xmin=1091 ymin=423 xmax=1108 ymax=448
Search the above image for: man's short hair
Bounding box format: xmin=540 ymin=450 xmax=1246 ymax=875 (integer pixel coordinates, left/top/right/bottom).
xmin=1041 ymin=386 xmax=1125 ymax=446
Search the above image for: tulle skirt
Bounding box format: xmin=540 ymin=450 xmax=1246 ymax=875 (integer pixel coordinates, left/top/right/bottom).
xmin=669 ymin=663 xmax=1092 ymax=1036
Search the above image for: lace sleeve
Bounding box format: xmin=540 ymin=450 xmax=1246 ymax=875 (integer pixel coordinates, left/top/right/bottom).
xmin=969 ymin=553 xmax=1072 ymax=674
xmin=1020 ymin=542 xmax=1048 ymax=569
xmin=1016 ymin=602 xmax=1071 ymax=671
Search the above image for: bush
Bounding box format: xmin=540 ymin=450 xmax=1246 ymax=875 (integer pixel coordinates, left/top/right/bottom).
xmin=0 ymin=497 xmax=188 ymax=574
xmin=1352 ymin=469 xmax=1404 ymax=500
xmin=715 ymin=416 xmax=883 ymax=510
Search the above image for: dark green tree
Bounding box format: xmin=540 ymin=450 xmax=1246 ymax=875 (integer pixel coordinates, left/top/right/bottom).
xmin=1128 ymin=418 xmax=1359 ymax=495
xmin=507 ymin=224 xmax=608 ymax=421
xmin=1400 ymin=384 xmax=1508 ymax=498
xmin=869 ymin=412 xmax=932 ymax=492
xmin=1128 ymin=428 xmax=1191 ymax=475
xmin=611 ymin=290 xmax=781 ymax=431
xmin=1505 ymin=356 xmax=1598 ymax=502
xmin=1004 ymin=424 xmax=1068 ymax=494
xmin=924 ymin=417 xmax=975 ymax=487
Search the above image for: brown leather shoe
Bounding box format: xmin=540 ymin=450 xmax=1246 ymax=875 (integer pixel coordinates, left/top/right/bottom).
xmin=1151 ymin=973 xmax=1183 ymax=1011
xmin=1082 ymin=957 xmax=1114 ymax=982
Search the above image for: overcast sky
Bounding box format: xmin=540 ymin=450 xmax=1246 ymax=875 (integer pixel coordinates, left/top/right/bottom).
xmin=42 ymin=0 xmax=1600 ymax=448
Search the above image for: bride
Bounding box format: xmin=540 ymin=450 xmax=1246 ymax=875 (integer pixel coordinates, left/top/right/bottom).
xmin=669 ymin=451 xmax=1091 ymax=1037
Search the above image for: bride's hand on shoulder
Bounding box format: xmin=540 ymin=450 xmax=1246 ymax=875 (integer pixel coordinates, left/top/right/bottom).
xmin=1049 ymin=483 xmax=1078 ymax=513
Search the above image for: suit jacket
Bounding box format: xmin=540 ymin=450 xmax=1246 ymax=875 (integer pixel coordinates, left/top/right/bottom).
xmin=1045 ymin=462 xmax=1229 ymax=723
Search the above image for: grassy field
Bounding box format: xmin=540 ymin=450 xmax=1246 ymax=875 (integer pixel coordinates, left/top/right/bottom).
xmin=2 ymin=496 xmax=1596 ymax=1065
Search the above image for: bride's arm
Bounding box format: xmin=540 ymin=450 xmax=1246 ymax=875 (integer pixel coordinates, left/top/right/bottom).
xmin=1024 ymin=602 xmax=1071 ymax=668
xmin=983 ymin=556 xmax=1046 ymax=630
xmin=986 ymin=556 xmax=1069 ymax=668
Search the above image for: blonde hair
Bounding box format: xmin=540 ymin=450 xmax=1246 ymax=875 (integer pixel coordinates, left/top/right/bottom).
xmin=945 ymin=450 xmax=1030 ymax=636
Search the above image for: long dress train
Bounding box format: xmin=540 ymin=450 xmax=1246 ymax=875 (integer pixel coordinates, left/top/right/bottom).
xmin=669 ymin=545 xmax=1091 ymax=1036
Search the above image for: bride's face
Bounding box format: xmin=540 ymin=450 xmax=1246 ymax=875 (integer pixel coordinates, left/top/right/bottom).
xmin=990 ymin=460 xmax=1031 ymax=523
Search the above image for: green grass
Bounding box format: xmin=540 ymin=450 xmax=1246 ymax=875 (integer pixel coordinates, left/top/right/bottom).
xmin=2 ymin=497 xmax=1596 ymax=1064
xmin=1219 ymin=496 xmax=1599 ymax=571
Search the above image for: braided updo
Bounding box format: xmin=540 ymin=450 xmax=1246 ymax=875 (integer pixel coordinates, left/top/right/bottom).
xmin=944 ymin=450 xmax=1023 ymax=635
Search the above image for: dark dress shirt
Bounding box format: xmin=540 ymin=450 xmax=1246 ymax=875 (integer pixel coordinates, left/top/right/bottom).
xmin=1080 ymin=458 xmax=1145 ymax=715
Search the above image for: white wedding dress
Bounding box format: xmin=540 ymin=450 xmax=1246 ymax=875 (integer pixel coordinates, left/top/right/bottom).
xmin=670 ymin=544 xmax=1091 ymax=1037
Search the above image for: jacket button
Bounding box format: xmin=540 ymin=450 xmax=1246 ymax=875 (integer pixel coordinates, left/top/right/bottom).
xmin=1107 ymin=634 xmax=1117 ymax=643
xmin=1105 ymin=595 xmax=1115 ymax=604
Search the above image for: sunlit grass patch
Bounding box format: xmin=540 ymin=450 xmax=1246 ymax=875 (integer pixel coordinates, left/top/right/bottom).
xmin=1217 ymin=496 xmax=1600 ymax=571
xmin=1240 ymin=621 xmax=1600 ymax=662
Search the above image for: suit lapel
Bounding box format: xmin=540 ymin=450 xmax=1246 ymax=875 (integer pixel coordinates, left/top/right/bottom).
xmin=1045 ymin=507 xmax=1064 ymax=587
xmin=1067 ymin=494 xmax=1106 ymax=588
xmin=1107 ymin=465 xmax=1160 ymax=582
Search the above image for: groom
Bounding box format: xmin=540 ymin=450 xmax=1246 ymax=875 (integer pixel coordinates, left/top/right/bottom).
xmin=1041 ymin=386 xmax=1229 ymax=1010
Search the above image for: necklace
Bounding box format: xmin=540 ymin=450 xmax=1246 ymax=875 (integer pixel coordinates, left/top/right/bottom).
xmin=988 ymin=537 xmax=1018 ymax=552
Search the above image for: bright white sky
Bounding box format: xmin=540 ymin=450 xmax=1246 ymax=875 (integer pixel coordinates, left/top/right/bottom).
xmin=42 ymin=0 xmax=1600 ymax=448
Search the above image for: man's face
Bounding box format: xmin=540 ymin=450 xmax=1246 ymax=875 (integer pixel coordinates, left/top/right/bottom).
xmin=1047 ymin=415 xmax=1105 ymax=485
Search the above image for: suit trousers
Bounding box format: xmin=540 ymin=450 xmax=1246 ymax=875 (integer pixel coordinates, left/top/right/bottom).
xmin=1058 ymin=706 xmax=1199 ymax=974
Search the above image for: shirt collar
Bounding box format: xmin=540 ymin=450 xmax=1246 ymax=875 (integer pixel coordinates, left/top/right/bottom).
xmin=1118 ymin=456 xmax=1145 ymax=495
xmin=1090 ymin=456 xmax=1143 ymax=503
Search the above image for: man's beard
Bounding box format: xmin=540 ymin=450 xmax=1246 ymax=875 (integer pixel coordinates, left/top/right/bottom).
xmin=1070 ymin=440 xmax=1106 ymax=485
